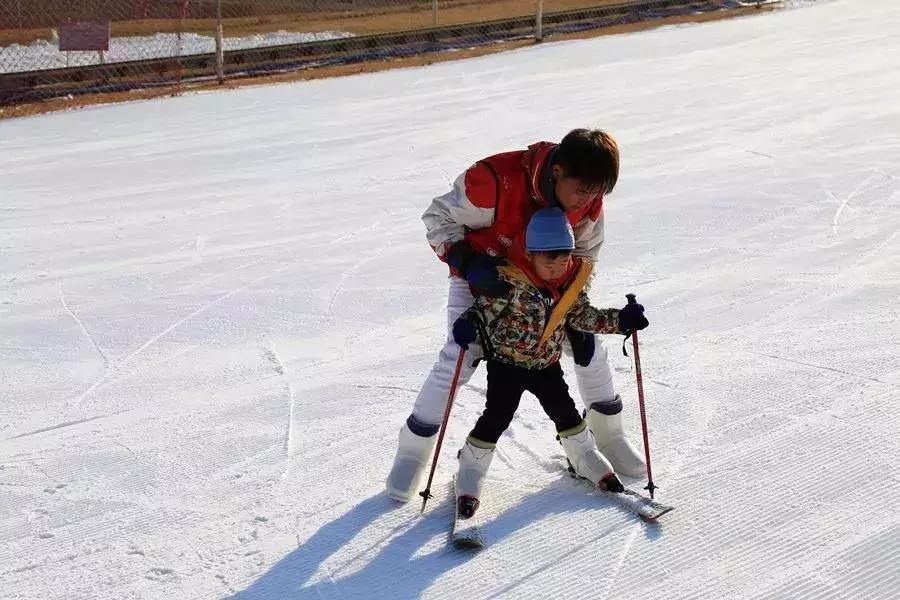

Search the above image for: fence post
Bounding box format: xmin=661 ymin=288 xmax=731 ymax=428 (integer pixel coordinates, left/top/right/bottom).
xmin=535 ymin=0 xmax=544 ymax=42
xmin=432 ymin=0 xmax=438 ymax=27
xmin=175 ymin=0 xmax=189 ymax=96
xmin=215 ymin=0 xmax=224 ymax=84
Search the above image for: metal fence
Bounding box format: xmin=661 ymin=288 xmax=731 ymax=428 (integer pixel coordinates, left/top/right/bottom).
xmin=0 ymin=0 xmax=775 ymax=116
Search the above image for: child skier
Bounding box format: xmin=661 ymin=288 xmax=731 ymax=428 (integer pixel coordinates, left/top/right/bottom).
xmin=450 ymin=207 xmax=648 ymax=518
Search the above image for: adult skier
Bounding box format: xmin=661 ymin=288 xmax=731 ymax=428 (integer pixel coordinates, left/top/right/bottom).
xmin=387 ymin=129 xmax=649 ymax=501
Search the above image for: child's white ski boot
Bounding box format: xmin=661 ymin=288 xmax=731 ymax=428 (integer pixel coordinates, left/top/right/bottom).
xmin=559 ymin=421 xmax=624 ymax=492
xmin=455 ymin=437 xmax=496 ymax=517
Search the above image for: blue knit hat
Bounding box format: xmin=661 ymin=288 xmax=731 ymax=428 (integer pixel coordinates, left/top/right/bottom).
xmin=526 ymin=207 xmax=575 ymax=252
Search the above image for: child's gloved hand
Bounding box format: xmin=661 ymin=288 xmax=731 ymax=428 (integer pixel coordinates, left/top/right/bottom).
xmin=618 ymin=301 xmax=649 ymax=333
xmin=452 ymin=315 xmax=478 ymax=349
xmin=445 ymin=241 xmax=511 ymax=297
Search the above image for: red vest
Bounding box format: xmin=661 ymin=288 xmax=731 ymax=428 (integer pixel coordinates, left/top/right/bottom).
xmin=463 ymin=142 xmax=604 ymax=274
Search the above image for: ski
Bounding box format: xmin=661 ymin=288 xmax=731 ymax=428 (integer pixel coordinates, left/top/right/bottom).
xmin=604 ymin=487 xmax=674 ymax=523
xmin=451 ymin=475 xmax=484 ymax=549
xmin=565 ymin=466 xmax=674 ymax=522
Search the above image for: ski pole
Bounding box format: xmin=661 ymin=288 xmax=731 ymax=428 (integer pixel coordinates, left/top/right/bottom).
xmin=419 ymin=348 xmax=467 ymax=513
xmin=626 ymin=293 xmax=657 ymax=499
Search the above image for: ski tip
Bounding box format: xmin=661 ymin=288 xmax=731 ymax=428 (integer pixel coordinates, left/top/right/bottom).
xmin=641 ymin=507 xmax=675 ymax=524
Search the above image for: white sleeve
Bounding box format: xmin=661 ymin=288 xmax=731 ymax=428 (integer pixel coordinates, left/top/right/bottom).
xmin=572 ymin=211 xmax=604 ymax=262
xmin=422 ymin=169 xmax=496 ymax=259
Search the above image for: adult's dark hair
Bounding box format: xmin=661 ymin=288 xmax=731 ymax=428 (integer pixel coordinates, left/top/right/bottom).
xmin=554 ymin=129 xmax=619 ymax=195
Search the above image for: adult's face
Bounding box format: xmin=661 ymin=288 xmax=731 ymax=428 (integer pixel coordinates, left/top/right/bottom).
xmin=552 ymin=165 xmax=602 ymax=213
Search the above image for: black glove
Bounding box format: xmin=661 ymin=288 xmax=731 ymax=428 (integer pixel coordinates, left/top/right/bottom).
xmin=618 ymin=295 xmax=649 ymax=333
xmin=452 ymin=315 xmax=478 ymax=349
xmin=445 ymin=241 xmax=511 ymax=297
xmin=565 ymin=325 xmax=595 ymax=367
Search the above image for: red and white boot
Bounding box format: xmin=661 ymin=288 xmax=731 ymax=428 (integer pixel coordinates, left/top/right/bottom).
xmin=559 ymin=421 xmax=624 ymax=493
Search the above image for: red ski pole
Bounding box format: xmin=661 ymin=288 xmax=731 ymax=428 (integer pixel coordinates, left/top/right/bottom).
xmin=626 ymin=293 xmax=657 ymax=499
xmin=419 ymin=348 xmax=467 ymax=513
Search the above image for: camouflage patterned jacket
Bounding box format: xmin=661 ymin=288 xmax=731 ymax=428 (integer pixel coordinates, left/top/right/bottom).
xmin=468 ymin=261 xmax=621 ymax=370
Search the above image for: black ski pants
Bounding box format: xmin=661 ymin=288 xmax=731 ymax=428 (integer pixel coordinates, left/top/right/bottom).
xmin=469 ymin=360 xmax=583 ymax=445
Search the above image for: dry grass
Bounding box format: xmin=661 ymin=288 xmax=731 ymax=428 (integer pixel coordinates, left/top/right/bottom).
xmin=0 ymin=4 xmax=774 ymax=120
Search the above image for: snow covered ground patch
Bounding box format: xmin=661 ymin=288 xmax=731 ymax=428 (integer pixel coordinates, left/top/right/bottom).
xmin=0 ymin=30 xmax=354 ymax=74
xmin=1 ymin=0 xmax=899 ymax=599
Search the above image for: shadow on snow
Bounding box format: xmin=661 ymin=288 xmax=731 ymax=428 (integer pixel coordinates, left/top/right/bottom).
xmin=229 ymin=477 xmax=663 ymax=599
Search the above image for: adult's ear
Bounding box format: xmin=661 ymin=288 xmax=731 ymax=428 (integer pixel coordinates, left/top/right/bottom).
xmin=551 ymin=164 xmax=563 ymax=181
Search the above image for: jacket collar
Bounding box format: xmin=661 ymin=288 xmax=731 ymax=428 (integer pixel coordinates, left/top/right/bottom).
xmin=500 ymin=258 xmax=583 ymax=302
xmin=539 ymin=148 xmax=560 ymax=208
xmin=524 ymin=142 xmax=558 ymax=207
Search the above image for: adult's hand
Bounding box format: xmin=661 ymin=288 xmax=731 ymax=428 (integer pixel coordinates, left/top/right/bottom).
xmin=452 ymin=315 xmax=478 ymax=349
xmin=565 ymin=325 xmax=595 ymax=367
xmin=445 ymin=241 xmax=512 ymax=297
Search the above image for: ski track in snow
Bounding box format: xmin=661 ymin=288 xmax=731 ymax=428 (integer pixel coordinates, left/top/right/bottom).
xmin=829 ymin=172 xmax=893 ymax=235
xmin=69 ymin=263 xmax=291 ymax=408
xmin=281 ymin=388 xmax=298 ymax=479
xmin=3 ymin=1 xmax=900 ymax=599
xmin=740 ymin=347 xmax=895 ymax=387
xmin=598 ymin=526 xmax=641 ymax=600
xmin=262 ymin=347 xmax=298 ymax=480
xmin=325 ymin=233 xmax=393 ymax=316
xmin=9 ymin=414 xmax=114 ymax=440
xmin=487 ymin=520 xmax=626 ymax=599
xmin=58 ymin=281 xmax=110 ymax=366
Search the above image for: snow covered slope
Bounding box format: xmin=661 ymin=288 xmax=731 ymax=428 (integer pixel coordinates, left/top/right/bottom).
xmin=2 ymin=1 xmax=899 ymax=598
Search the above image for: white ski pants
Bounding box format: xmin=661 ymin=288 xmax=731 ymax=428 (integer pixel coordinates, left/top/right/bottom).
xmin=411 ymin=276 xmax=618 ymax=426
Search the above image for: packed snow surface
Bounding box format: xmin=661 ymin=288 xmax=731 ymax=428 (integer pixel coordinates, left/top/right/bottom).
xmin=0 ymin=30 xmax=353 ymax=74
xmin=2 ymin=1 xmax=899 ymax=598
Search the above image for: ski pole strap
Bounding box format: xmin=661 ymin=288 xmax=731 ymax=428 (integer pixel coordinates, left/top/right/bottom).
xmin=466 ymin=308 xmax=494 ymax=368
xmin=472 ymin=310 xmax=495 ymax=361
xmin=622 ymin=331 xmax=634 ymax=356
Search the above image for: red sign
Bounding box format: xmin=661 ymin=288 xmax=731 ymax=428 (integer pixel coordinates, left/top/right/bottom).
xmin=59 ymin=22 xmax=111 ymax=52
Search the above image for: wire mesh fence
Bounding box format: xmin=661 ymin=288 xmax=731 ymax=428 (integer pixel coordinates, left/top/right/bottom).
xmin=0 ymin=0 xmax=776 ymax=117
